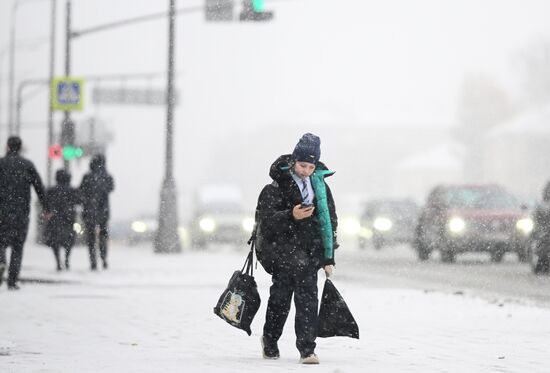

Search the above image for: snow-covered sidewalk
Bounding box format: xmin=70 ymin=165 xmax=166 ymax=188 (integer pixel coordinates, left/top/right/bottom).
xmin=1 ymin=243 xmax=549 ymax=373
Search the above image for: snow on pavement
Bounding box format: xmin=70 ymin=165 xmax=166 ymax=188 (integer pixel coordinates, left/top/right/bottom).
xmin=1 ymin=243 xmax=549 ymax=373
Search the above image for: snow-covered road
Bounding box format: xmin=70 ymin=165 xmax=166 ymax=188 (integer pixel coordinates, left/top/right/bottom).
xmin=1 ymin=243 xmax=549 ymax=372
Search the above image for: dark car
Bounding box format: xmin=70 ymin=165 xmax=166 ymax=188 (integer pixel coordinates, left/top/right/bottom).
xmin=414 ymin=184 xmax=532 ymax=263
xmin=358 ymin=199 xmax=419 ymax=249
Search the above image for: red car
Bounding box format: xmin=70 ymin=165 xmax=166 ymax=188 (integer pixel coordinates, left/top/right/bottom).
xmin=414 ymin=184 xmax=532 ymax=263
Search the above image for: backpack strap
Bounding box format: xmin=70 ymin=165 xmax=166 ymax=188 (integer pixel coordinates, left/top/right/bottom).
xmin=248 ymin=180 xmax=279 ymax=244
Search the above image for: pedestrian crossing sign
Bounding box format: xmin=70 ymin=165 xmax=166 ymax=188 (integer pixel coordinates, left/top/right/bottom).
xmin=51 ymin=77 xmax=85 ymax=111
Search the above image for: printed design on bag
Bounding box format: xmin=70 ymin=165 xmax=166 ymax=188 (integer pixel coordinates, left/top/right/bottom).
xmin=221 ymin=291 xmax=245 ymax=324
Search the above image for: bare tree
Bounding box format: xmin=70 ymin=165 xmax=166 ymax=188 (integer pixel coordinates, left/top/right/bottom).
xmin=515 ymin=39 xmax=550 ymax=107
xmin=453 ymin=73 xmax=516 ymax=181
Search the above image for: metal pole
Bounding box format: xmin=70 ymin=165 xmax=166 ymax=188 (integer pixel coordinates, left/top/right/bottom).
xmin=15 ymin=83 xmax=23 ymax=135
xmin=8 ymin=2 xmax=18 ymax=135
xmin=14 ymin=79 xmax=49 ymax=134
xmin=47 ymin=0 xmax=56 ymax=186
xmin=154 ymin=0 xmax=181 ymax=253
xmin=61 ymin=0 xmax=73 ymax=172
xmin=0 ymin=50 xmax=5 ymax=144
xmin=166 ymin=2 xmax=175 ymax=181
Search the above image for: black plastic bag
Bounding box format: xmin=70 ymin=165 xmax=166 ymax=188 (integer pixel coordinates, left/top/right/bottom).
xmin=317 ymin=279 xmax=359 ymax=339
xmin=214 ymin=249 xmax=261 ymax=336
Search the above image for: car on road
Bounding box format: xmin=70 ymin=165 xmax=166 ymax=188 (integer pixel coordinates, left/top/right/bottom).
xmin=358 ymin=198 xmax=419 ymax=249
xmin=413 ymin=184 xmax=532 ymax=263
xmin=128 ymin=215 xmax=158 ymax=245
xmin=190 ymin=184 xmax=254 ymax=249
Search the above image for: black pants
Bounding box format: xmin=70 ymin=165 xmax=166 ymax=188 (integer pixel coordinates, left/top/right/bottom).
xmin=263 ymin=261 xmax=319 ymax=357
xmin=0 ymin=233 xmax=26 ymax=287
xmin=535 ymin=251 xmax=550 ymax=273
xmin=52 ymin=246 xmax=73 ymax=270
xmin=85 ymin=221 xmax=109 ymax=269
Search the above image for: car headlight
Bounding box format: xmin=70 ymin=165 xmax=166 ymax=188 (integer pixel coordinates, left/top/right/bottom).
xmin=131 ymin=221 xmax=148 ymax=233
xmin=199 ymin=217 xmax=216 ymax=233
xmin=359 ymin=227 xmax=373 ymax=239
xmin=373 ymin=217 xmax=392 ymax=232
xmin=448 ymin=217 xmax=465 ymax=233
xmin=516 ymin=218 xmax=533 ymax=235
xmin=341 ymin=217 xmax=361 ymax=235
xmin=73 ymin=222 xmax=83 ymax=234
xmin=242 ymin=217 xmax=255 ymax=233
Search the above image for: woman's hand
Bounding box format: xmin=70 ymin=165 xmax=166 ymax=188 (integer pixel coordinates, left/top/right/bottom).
xmin=292 ymin=204 xmax=315 ymax=220
xmin=324 ymin=265 xmax=334 ymax=278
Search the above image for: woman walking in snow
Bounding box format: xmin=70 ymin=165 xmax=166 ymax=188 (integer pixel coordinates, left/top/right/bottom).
xmin=255 ymin=133 xmax=338 ymax=364
xmin=44 ymin=170 xmax=80 ymax=271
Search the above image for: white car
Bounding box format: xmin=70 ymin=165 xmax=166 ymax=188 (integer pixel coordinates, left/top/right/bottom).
xmin=190 ymin=184 xmax=254 ymax=249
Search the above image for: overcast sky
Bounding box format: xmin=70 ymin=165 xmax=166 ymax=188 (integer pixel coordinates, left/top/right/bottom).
xmin=1 ymin=0 xmax=550 ymax=220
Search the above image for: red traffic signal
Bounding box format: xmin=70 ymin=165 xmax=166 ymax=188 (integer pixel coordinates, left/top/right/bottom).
xmin=48 ymin=144 xmax=62 ymax=159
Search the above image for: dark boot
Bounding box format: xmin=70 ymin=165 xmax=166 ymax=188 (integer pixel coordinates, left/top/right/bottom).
xmin=261 ymin=336 xmax=280 ymax=359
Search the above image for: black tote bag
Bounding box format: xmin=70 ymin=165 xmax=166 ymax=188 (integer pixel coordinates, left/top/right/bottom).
xmin=213 ymin=248 xmax=261 ymax=336
xmin=317 ymin=279 xmax=359 ymax=339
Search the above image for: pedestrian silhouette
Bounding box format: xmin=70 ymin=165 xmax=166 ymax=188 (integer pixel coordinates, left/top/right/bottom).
xmin=79 ymin=154 xmax=114 ymax=270
xmin=44 ymin=169 xmax=80 ymax=271
xmin=532 ymin=181 xmax=550 ymax=274
xmin=0 ymin=136 xmax=49 ymax=290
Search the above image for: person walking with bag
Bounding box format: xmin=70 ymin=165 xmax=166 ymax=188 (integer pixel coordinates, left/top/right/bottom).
xmin=44 ymin=170 xmax=80 ymax=271
xmin=255 ymin=133 xmax=338 ymax=364
xmin=531 ymin=181 xmax=550 ymax=274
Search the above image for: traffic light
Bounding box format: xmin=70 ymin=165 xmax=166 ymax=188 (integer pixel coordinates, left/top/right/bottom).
xmin=205 ymin=0 xmax=233 ymax=21
xmin=62 ymin=145 xmax=84 ymax=160
xmin=252 ymin=0 xmax=264 ymax=11
xmin=240 ymin=0 xmax=273 ymax=21
xmin=48 ymin=144 xmax=83 ymax=160
xmin=48 ymin=144 xmax=63 ymax=160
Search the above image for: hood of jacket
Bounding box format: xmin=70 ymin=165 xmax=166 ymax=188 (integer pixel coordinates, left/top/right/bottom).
xmin=269 ymin=154 xmax=333 ymax=183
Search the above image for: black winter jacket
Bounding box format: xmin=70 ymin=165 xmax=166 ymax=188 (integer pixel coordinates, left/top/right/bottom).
xmin=79 ymin=169 xmax=114 ymax=225
xmin=256 ymin=154 xmax=338 ymax=269
xmin=44 ymin=183 xmax=80 ymax=248
xmin=0 ymin=152 xmax=47 ymax=227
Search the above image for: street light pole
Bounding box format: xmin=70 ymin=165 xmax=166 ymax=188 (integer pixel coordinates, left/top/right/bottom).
xmin=47 ymin=0 xmax=56 ymax=186
xmin=61 ymin=0 xmax=74 ymax=172
xmin=154 ymin=0 xmax=181 ymax=253
xmin=7 ymin=0 xmax=48 ymax=136
xmin=8 ymin=1 xmax=18 ymax=135
xmin=0 ymin=48 xmax=6 ymax=143
xmin=15 ymin=79 xmax=48 ymax=134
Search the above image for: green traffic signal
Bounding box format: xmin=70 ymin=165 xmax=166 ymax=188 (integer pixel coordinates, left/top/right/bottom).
xmin=252 ymin=0 xmax=265 ymax=12
xmin=240 ymin=0 xmax=272 ymax=21
xmin=62 ymin=145 xmax=84 ymax=160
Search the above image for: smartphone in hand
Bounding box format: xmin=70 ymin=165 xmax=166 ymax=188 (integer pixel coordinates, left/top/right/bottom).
xmin=300 ymin=203 xmax=313 ymax=209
